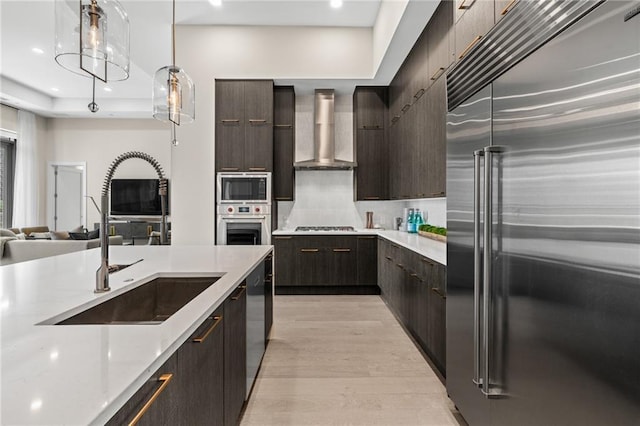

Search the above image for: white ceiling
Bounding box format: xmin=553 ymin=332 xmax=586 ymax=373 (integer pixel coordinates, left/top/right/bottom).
xmin=0 ymin=0 xmax=434 ymax=117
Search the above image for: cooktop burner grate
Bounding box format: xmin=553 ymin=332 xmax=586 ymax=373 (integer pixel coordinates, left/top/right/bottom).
xmin=295 ymin=226 xmax=355 ymax=232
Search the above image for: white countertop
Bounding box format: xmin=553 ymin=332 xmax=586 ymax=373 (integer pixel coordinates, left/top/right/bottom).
xmin=0 ymin=245 xmax=272 ymax=425
xmin=272 ymin=229 xmax=446 ymax=265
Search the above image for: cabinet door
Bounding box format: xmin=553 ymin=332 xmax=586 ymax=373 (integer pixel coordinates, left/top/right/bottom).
xmin=454 ymin=0 xmax=494 ymax=62
xmin=106 ymin=354 xmax=179 ymax=425
xmin=427 ymin=0 xmax=454 ymax=84
xmin=407 ymin=30 xmax=429 ymax=101
xmin=355 ymin=129 xmax=388 ymax=201
xmin=411 ymin=92 xmax=428 ymax=199
xmin=357 ymin=236 xmax=378 ymax=286
xmin=388 ymin=121 xmax=400 ymax=200
xmin=273 ymin=87 xmax=295 ymax=201
xmin=244 ymin=80 xmax=274 ymax=172
xmin=495 ymin=0 xmax=517 ymax=24
xmin=329 ymin=237 xmax=357 ymax=286
xmin=426 ymin=259 xmax=446 ymax=372
xmin=354 ymin=87 xmax=386 ymax=129
xmin=426 ymin=76 xmax=447 ymax=198
xmin=400 ymin=104 xmax=416 ymax=199
xmin=177 ymin=308 xmax=225 ymax=426
xmin=274 ymin=236 xmax=296 ymax=286
xmin=216 ymin=80 xmax=245 ymax=172
xmin=224 ymin=285 xmax=247 ymax=426
xmin=296 ymin=247 xmax=329 ymax=286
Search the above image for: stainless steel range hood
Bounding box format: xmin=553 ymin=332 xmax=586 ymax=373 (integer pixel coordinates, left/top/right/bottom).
xmin=294 ymin=89 xmax=357 ymax=170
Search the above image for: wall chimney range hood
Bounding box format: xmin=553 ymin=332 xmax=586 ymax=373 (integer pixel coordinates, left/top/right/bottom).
xmin=294 ymin=89 xmax=357 ymax=170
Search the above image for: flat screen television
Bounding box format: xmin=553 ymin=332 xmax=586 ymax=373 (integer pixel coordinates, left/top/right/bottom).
xmin=110 ymin=179 xmax=169 ymax=216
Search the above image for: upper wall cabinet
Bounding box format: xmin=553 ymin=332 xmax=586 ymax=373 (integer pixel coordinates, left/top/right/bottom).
xmin=273 ymin=86 xmax=295 ymax=201
xmin=454 ymin=0 xmax=495 ymax=62
xmin=353 ymin=87 xmax=389 ymax=201
xmin=427 ymin=0 xmax=454 ymax=84
xmin=215 ymin=80 xmax=274 ymax=173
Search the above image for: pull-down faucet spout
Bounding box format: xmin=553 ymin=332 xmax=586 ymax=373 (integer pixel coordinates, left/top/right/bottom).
xmin=96 ymin=151 xmax=168 ymax=293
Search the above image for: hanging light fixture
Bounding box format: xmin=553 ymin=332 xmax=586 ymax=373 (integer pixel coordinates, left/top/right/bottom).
xmin=152 ymin=0 xmax=195 ymax=146
xmin=54 ymin=0 xmax=130 ymax=113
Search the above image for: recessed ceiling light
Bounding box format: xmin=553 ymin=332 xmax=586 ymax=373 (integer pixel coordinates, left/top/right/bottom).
xmin=32 ymin=47 xmax=44 ymax=55
xmin=209 ymin=0 xmax=222 ymax=6
xmin=330 ymin=0 xmax=342 ymax=8
xmin=104 ymin=87 xmax=112 ymax=92
xmin=51 ymin=88 xmax=59 ymax=92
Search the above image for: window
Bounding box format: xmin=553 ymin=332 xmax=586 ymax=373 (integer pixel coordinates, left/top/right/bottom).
xmin=0 ymin=135 xmax=16 ymax=228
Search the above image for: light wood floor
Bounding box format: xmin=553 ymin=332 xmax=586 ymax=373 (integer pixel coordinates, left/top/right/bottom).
xmin=241 ymin=295 xmax=464 ymax=426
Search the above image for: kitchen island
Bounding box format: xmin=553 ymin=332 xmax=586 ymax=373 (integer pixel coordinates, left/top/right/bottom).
xmin=0 ymin=244 xmax=272 ymax=425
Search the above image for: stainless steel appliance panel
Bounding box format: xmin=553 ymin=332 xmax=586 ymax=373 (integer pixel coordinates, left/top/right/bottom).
xmin=489 ymin=2 xmax=640 ymax=424
xmin=245 ymin=262 xmax=265 ymax=398
xmin=446 ymin=85 xmax=493 ymax=426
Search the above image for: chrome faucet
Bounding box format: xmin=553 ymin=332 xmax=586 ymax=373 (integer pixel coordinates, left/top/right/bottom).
xmin=96 ymin=151 xmax=168 ymax=293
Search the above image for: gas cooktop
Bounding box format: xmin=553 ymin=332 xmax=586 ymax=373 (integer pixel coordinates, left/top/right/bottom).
xmin=295 ymin=226 xmax=355 ymax=232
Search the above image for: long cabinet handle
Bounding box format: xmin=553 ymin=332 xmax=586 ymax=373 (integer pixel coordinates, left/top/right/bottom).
xmin=249 ymin=119 xmax=268 ymax=125
xmin=473 ymin=149 xmax=484 ymax=387
xmin=274 ymin=124 xmax=293 ymax=128
xmin=275 ymin=197 xmax=293 ymax=201
xmin=193 ymin=315 xmax=223 ymax=343
xmin=221 ymin=119 xmax=240 ymax=124
xmin=357 ymin=236 xmax=376 ymax=239
xmin=249 ymin=167 xmax=267 ymax=171
xmin=362 ymin=125 xmax=382 ymax=130
xmin=231 ymin=286 xmax=247 ymax=301
xmin=432 ymin=191 xmax=446 ymax=197
xmin=431 ymin=287 xmax=446 ymax=299
xmin=363 ymin=196 xmax=381 ymax=200
xmin=401 ymin=104 xmax=411 ymax=113
xmin=300 ymin=248 xmax=319 ymax=253
xmin=129 ymin=373 xmax=173 ymax=426
xmin=430 ymin=67 xmax=446 ymax=81
xmin=274 ymin=236 xmax=292 ymax=240
xmin=413 ymin=88 xmax=425 ymax=100
xmin=332 ymin=248 xmax=351 ymax=253
xmin=220 ymin=167 xmax=239 ymax=171
xmin=482 ymin=145 xmax=504 ymax=398
xmin=500 ymin=0 xmax=517 ymax=15
xmin=458 ymin=0 xmax=473 ymax=9
xmin=385 ymin=256 xmax=393 ymax=261
xmin=459 ymin=36 xmax=483 ymax=59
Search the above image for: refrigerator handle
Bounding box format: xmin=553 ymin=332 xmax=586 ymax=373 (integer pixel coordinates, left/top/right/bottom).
xmin=473 ymin=149 xmax=484 ymax=387
xmin=482 ymin=145 xmax=504 ymax=398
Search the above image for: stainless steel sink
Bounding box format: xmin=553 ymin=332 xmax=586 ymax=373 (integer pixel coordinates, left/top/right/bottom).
xmin=55 ymin=277 xmax=220 ymax=325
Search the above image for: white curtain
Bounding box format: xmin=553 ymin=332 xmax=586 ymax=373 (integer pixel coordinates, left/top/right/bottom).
xmin=13 ymin=110 xmax=41 ymax=227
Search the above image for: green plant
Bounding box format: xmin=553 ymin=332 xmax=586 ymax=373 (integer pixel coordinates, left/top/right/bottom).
xmin=418 ymin=224 xmax=447 ymax=236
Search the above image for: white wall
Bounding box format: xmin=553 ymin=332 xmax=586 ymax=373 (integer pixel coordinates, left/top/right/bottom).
xmin=47 ymin=118 xmax=171 ymax=228
xmin=0 ymin=104 xmax=18 ymax=133
xmin=172 ymin=25 xmax=373 ymax=245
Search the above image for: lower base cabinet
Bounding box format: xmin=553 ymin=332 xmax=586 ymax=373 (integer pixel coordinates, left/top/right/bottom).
xmin=107 ymin=259 xmax=272 ymax=425
xmin=377 ymin=238 xmax=447 ymax=375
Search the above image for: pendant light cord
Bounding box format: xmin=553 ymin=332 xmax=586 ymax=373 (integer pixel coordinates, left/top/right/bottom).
xmin=172 ymin=0 xmax=176 ymax=67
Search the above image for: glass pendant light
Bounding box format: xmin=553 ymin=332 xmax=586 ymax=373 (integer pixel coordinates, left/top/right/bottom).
xmin=54 ymin=0 xmax=130 ymax=112
xmin=152 ymin=0 xmax=195 ymax=145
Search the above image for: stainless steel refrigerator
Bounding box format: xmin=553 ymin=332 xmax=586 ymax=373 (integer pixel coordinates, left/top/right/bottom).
xmin=446 ymin=1 xmax=640 ymax=424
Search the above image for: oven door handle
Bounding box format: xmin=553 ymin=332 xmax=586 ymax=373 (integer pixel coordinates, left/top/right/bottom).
xmin=221 ymin=216 xmax=267 ymax=222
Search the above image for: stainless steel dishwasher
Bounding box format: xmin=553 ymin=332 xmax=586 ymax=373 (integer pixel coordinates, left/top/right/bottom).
xmin=245 ymin=262 xmax=265 ymax=397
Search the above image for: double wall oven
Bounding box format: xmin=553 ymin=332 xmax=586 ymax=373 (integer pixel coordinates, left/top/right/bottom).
xmin=216 ymin=172 xmax=271 ymax=245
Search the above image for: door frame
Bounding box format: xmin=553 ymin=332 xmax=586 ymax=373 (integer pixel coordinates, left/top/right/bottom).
xmin=46 ymin=161 xmax=87 ymax=231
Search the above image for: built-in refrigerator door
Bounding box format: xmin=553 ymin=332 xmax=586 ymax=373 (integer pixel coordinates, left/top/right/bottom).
xmin=490 ymin=1 xmax=640 ymax=424
xmin=446 ymin=84 xmax=493 ymax=426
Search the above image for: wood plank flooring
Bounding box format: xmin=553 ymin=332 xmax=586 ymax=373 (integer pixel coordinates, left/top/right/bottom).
xmin=241 ymin=295 xmax=464 ymax=426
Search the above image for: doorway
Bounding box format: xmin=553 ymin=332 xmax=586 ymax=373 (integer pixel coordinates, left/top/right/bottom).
xmin=47 ymin=162 xmax=86 ymax=231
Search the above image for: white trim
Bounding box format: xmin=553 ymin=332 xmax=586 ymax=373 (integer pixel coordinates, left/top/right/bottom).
xmin=46 ymin=161 xmax=87 ymax=231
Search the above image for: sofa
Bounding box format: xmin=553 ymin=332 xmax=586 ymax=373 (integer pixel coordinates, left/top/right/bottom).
xmin=0 ymin=227 xmax=123 ymax=266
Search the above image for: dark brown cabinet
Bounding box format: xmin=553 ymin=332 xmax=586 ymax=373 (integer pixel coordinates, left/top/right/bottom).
xmin=224 ymin=285 xmax=247 ymax=426
xmin=264 ymin=253 xmax=274 ymax=341
xmin=273 ymin=86 xmax=295 ymax=201
xmin=274 ymin=235 xmax=378 ymax=294
xmin=178 ymin=308 xmax=225 ymax=426
xmin=454 ymin=0 xmax=494 ymax=62
xmin=215 ymin=80 xmax=274 ymax=172
xmin=106 ymin=354 xmax=179 ymax=425
xmin=356 ymin=236 xmax=378 ymax=285
xmin=427 ymin=0 xmax=454 ymax=84
xmin=377 ymin=238 xmax=446 ymax=375
xmin=425 ymin=76 xmax=447 ymax=197
xmin=353 ymin=87 xmax=388 ymax=201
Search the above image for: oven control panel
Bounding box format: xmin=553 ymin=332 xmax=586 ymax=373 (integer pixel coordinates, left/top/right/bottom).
xmin=217 ymin=204 xmax=271 ymax=215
